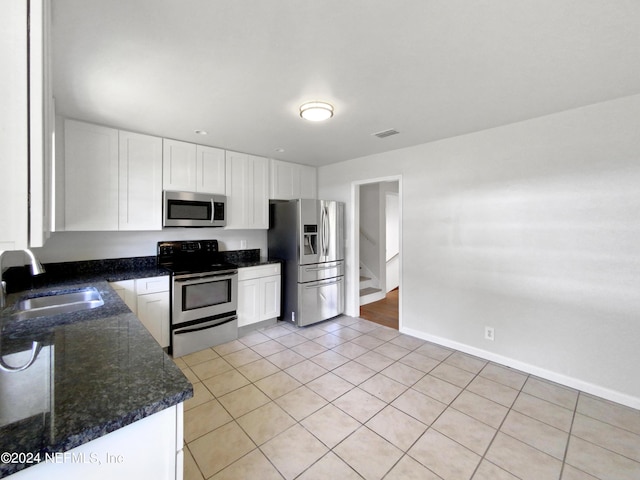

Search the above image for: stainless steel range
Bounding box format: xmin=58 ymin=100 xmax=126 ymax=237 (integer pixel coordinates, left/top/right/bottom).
xmin=157 ymin=240 xmax=238 ymax=358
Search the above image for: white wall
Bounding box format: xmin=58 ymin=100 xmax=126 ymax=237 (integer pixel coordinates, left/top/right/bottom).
xmin=318 ymin=94 xmax=640 ymax=407
xmin=32 ymin=229 xmax=267 ymax=263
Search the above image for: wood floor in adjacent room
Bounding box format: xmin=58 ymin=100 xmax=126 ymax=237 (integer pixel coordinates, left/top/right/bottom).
xmin=359 ymin=288 xmax=399 ymax=330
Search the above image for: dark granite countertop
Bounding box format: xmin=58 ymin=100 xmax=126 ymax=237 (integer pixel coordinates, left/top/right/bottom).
xmin=233 ymin=258 xmax=282 ymax=269
xmin=2 ymin=256 xmax=170 ymax=294
xmin=215 ymin=248 xmax=281 ymax=269
xmin=0 ymin=258 xmax=192 ymax=478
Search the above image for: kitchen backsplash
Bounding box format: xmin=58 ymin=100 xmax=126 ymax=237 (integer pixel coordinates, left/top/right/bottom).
xmin=29 ymin=229 xmax=268 ymax=265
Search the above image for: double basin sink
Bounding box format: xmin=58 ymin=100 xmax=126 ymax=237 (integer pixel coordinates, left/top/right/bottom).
xmin=12 ymin=287 xmax=104 ymax=321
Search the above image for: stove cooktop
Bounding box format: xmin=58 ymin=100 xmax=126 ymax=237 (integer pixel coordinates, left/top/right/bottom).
xmin=162 ymin=262 xmax=237 ymax=276
xmin=157 ymin=240 xmax=237 ymax=275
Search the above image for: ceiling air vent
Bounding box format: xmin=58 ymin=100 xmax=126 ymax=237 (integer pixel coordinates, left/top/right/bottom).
xmin=372 ymin=129 xmax=399 ymax=139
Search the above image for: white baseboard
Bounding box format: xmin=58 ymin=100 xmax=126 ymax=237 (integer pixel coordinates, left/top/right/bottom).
xmin=401 ymin=326 xmax=640 ymax=411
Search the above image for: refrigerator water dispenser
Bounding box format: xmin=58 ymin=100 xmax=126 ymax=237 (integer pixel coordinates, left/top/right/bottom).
xmin=303 ymin=225 xmax=317 ymax=255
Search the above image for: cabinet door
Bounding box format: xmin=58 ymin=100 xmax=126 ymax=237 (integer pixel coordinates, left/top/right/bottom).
xmin=270 ymin=159 xmax=299 ymax=200
xmin=226 ymin=152 xmax=268 ymax=229
xmin=119 ymin=131 xmax=163 ymax=230
xmin=299 ymin=164 xmax=317 ymax=199
xmin=225 ymin=151 xmax=248 ymax=229
xmin=0 ymin=1 xmax=29 ymax=249
xmin=29 ymin=0 xmax=53 ymax=247
xmin=64 ymin=120 xmax=119 ymax=231
xmin=110 ymin=280 xmax=137 ymax=313
xmin=137 ymin=292 xmax=170 ymax=348
xmin=237 ymin=279 xmax=260 ymax=327
xmin=162 ymin=139 xmax=197 ymax=191
xmin=196 ymin=145 xmax=225 ymax=194
xmin=269 ymin=159 xmax=317 ymax=200
xmin=249 ymin=154 xmax=269 ymax=228
xmin=260 ymin=275 xmax=281 ymax=320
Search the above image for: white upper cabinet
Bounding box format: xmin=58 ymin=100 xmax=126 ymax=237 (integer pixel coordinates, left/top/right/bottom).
xmin=269 ymin=159 xmax=317 ymax=200
xmin=162 ymin=139 xmax=197 ymax=191
xmin=64 ymin=120 xmax=120 ymax=231
xmin=0 ymin=1 xmax=29 ymax=250
xmin=196 ymin=145 xmax=226 ymax=194
xmin=119 ymin=131 xmax=163 ymax=230
xmin=225 ymin=151 xmax=269 ymax=229
xmin=163 ymin=140 xmax=226 ymax=194
xmin=29 ymin=0 xmax=54 ymax=247
xmin=299 ymin=164 xmax=317 ymax=199
xmin=64 ymin=120 xmax=163 ymax=231
xmin=0 ymin=0 xmax=53 ymax=250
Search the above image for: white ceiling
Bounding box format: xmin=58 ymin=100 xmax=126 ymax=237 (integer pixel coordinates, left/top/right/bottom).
xmin=51 ymin=0 xmax=640 ymax=167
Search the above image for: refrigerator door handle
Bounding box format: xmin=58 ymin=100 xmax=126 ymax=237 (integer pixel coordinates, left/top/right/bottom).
xmin=322 ymin=205 xmax=330 ymax=257
xmin=304 ymin=278 xmax=342 ymax=289
xmin=320 ymin=206 xmax=325 ymax=257
xmin=304 ymin=262 xmax=340 ymax=271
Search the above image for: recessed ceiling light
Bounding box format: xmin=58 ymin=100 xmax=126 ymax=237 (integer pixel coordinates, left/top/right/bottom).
xmin=299 ymin=101 xmax=334 ymax=122
xmin=195 ymin=130 xmax=208 ymax=135
xmin=274 ymin=147 xmax=285 ymax=153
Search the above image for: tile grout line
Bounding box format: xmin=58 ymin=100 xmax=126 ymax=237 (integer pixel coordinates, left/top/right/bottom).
xmin=559 ymin=391 xmax=593 ymax=480
xmin=466 ymin=369 xmax=531 ymax=480
xmin=182 ymin=318 xmax=640 ymax=480
xmin=566 ymin=393 xmax=640 ymax=472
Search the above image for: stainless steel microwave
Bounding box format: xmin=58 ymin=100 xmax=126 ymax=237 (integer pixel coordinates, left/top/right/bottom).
xmin=163 ymin=191 xmax=226 ymax=227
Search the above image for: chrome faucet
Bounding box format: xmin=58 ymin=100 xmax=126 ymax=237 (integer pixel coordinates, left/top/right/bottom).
xmin=0 ymin=249 xmax=46 ymax=309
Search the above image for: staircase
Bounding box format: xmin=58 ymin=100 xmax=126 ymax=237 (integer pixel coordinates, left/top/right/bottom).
xmin=359 ymin=265 xmax=384 ymax=306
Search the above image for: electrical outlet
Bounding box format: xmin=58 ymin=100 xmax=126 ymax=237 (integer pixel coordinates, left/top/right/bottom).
xmin=484 ymin=326 xmax=495 ymax=341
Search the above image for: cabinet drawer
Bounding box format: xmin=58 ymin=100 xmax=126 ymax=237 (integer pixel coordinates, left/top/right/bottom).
xmin=238 ymin=263 xmax=281 ymax=281
xmin=135 ymin=275 xmax=169 ymax=294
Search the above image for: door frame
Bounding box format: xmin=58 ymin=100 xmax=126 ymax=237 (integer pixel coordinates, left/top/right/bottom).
xmin=350 ymin=175 xmax=402 ymax=328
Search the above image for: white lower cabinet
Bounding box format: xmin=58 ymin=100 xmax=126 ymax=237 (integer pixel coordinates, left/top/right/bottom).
xmin=137 ymin=291 xmax=170 ymax=348
xmin=110 ymin=276 xmax=170 ymax=348
xmin=10 ymin=404 xmax=184 ymax=480
xmin=110 ymin=279 xmax=137 ymax=313
xmin=237 ymin=264 xmax=281 ymax=327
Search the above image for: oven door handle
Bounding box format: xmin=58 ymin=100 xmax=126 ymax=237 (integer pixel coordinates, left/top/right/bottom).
xmin=174 ymin=272 xmax=237 ymax=283
xmin=174 ymin=315 xmax=237 ymax=335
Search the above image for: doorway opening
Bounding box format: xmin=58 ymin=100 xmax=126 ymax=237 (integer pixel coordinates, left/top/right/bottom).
xmin=354 ymin=178 xmax=401 ymax=329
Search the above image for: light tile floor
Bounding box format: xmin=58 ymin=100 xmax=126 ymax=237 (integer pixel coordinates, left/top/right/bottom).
xmin=174 ymin=316 xmax=640 ymax=480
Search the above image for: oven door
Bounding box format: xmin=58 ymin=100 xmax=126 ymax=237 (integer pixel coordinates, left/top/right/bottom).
xmin=172 ymin=271 xmax=238 ymax=326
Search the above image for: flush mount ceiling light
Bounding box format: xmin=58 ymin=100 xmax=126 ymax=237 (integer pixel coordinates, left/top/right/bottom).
xmin=194 ymin=130 xmax=208 ymax=135
xmin=299 ymin=101 xmax=334 ymax=121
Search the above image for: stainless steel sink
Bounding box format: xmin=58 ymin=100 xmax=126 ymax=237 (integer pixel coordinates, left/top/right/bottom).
xmin=13 ymin=287 xmax=104 ymax=320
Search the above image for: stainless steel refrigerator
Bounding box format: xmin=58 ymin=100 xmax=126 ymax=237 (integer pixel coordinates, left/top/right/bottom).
xmin=268 ymin=199 xmax=345 ymax=327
